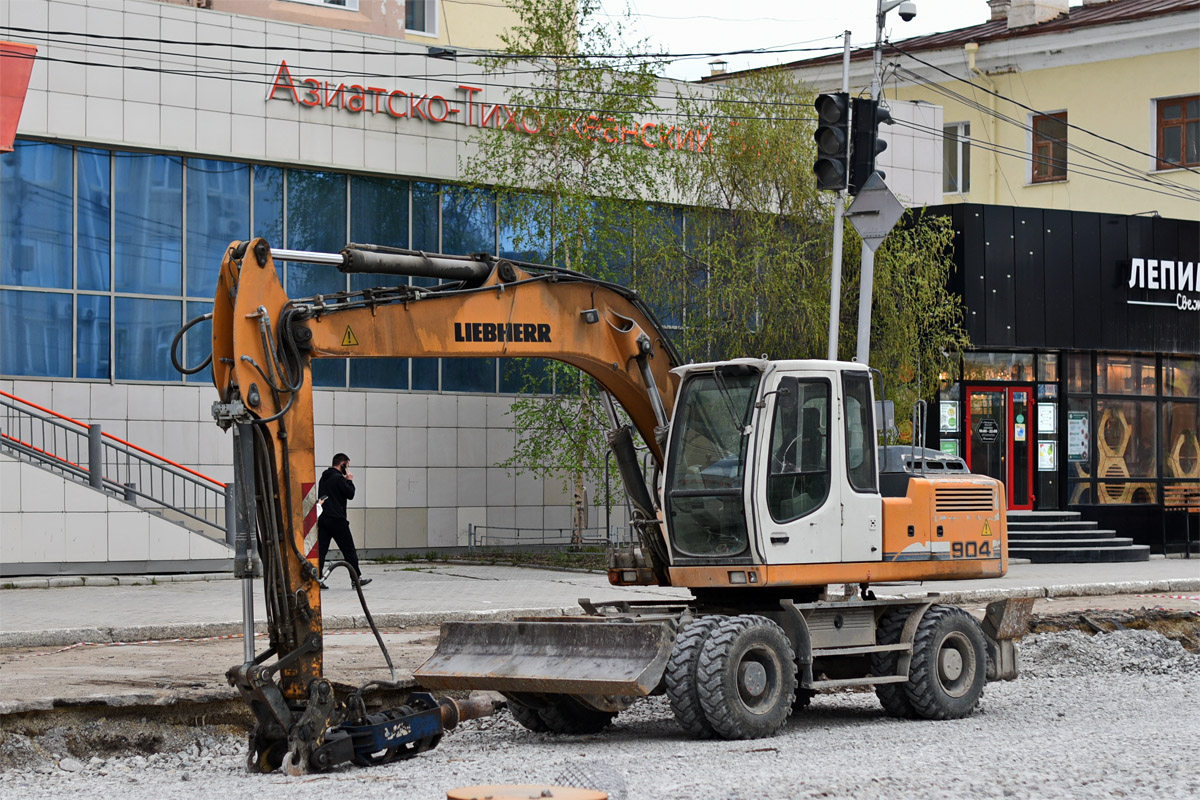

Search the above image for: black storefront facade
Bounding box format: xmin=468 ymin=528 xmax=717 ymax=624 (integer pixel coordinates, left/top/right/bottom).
xmin=926 ymin=204 xmax=1198 ymax=552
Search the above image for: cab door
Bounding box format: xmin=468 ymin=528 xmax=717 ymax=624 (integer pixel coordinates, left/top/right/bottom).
xmin=755 ymin=372 xmax=842 ymax=564
xmin=839 ymin=370 xmax=883 ymax=562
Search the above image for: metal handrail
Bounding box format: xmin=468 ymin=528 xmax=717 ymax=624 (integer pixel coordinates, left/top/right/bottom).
xmin=0 ymin=390 xmax=229 ymax=542
xmin=467 ymin=524 xmax=635 ymax=552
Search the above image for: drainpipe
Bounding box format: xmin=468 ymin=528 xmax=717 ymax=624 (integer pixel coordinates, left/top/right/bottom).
xmin=964 ymin=42 xmax=999 ymax=205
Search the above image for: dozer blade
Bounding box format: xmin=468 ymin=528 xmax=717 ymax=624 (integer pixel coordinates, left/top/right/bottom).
xmin=414 ymin=619 xmax=676 ymax=696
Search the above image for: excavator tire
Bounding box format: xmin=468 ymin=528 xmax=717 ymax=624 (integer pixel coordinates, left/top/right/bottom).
xmin=904 ymin=605 xmax=987 ymax=720
xmin=505 ymin=694 xmax=552 ymax=732
xmin=696 ymin=615 xmax=796 ymax=740
xmin=536 ymin=694 xmax=618 ymax=735
xmin=664 ymin=615 xmax=728 ymax=738
xmin=873 ymin=606 xmax=917 ymax=719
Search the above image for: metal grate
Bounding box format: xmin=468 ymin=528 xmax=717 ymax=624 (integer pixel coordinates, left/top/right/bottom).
xmin=934 ymin=484 xmax=996 ymax=512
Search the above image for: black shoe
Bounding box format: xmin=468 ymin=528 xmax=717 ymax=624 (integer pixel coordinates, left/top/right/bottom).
xmin=318 ymin=579 xmax=329 ymax=590
xmin=358 ymin=577 xmax=372 ymax=587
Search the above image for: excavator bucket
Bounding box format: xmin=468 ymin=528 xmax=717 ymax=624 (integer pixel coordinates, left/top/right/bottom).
xmin=414 ymin=619 xmax=676 ymax=697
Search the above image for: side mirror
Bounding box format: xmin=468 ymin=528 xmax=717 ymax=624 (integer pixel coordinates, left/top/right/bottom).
xmin=777 ymin=378 xmax=798 ymax=410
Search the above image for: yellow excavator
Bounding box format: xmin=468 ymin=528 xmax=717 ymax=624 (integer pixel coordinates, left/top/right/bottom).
xmin=195 ymin=239 xmax=1030 ymax=773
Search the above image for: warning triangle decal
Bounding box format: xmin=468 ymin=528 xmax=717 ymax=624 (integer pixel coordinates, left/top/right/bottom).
xmin=982 ymin=519 xmax=993 ymax=537
xmin=341 ymin=326 xmax=359 ymax=347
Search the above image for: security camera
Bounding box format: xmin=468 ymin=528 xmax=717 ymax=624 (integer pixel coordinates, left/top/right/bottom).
xmin=898 ymin=1 xmax=917 ymax=21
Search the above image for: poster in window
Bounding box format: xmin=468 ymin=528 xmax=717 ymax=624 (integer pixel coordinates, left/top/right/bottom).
xmin=940 ymin=401 xmax=959 ymax=433
xmin=1038 ymin=402 xmax=1057 ymax=434
xmin=1038 ymin=441 xmax=1057 ymax=471
xmin=1067 ymin=411 xmax=1089 ymax=462
xmin=940 ymin=440 xmax=959 ymax=457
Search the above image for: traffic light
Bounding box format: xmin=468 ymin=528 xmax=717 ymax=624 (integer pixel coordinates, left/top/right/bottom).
xmin=849 ymin=97 xmax=893 ymax=195
xmin=812 ymin=92 xmax=850 ymax=192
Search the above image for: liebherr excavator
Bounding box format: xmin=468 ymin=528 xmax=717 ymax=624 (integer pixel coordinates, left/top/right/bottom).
xmin=201 ymin=238 xmax=1029 ymax=773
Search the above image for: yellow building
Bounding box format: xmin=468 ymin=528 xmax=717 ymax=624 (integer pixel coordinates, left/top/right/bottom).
xmin=766 ymin=0 xmax=1200 ymax=219
xmin=151 ymin=0 xmax=518 ymax=51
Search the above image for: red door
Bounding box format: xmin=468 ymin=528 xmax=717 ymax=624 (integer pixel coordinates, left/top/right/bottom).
xmin=965 ymin=385 xmax=1035 ymax=510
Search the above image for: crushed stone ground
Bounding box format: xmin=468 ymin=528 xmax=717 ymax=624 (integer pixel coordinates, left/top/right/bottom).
xmin=2 ymin=626 xmax=1199 ymax=799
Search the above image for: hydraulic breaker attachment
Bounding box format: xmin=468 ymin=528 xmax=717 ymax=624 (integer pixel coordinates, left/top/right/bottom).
xmin=415 ymin=619 xmax=677 ymax=696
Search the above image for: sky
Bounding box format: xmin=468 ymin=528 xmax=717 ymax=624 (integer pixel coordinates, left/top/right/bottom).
xmin=595 ymin=0 xmax=1026 ymax=82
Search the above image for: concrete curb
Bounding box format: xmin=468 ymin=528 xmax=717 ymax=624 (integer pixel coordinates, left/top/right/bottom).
xmin=3 ymin=580 xmax=1197 ymax=649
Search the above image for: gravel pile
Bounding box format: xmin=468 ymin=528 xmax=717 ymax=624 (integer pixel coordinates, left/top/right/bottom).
xmin=3 ymin=628 xmax=1198 ymax=800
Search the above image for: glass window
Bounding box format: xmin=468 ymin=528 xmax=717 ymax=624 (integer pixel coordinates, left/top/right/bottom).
xmin=78 ymin=148 xmax=111 ymax=292
xmin=943 ymin=122 xmax=971 ymax=193
xmin=286 ymin=169 xmax=346 ymax=297
xmin=1164 ymin=402 xmax=1199 ymax=480
xmin=115 ymin=297 xmax=180 ymax=381
xmin=1164 ymin=357 xmax=1199 ymax=397
xmin=312 ymin=359 xmax=346 ymax=389
xmin=77 ymin=295 xmax=111 ymax=380
xmin=350 ymin=358 xmax=408 ymax=390
xmin=1067 ymin=353 xmax=1091 ymax=394
xmin=1156 ymin=95 xmax=1200 ymax=169
xmin=405 ymin=0 xmax=436 ymax=34
xmin=1037 ymin=353 xmax=1058 ymax=382
xmin=0 ymin=290 xmax=73 ymax=377
xmin=252 ymin=166 xmax=284 ymax=246
xmin=442 ymin=185 xmax=495 ymax=256
xmin=664 ymin=368 xmax=760 ymax=557
xmin=501 ymin=358 xmax=551 ymax=394
xmin=184 ymin=300 xmax=212 ymax=385
xmin=443 ymin=358 xmax=496 ymax=393
xmin=962 ymin=352 xmax=1034 ymax=382
xmin=768 ymin=377 xmax=831 ymax=523
xmin=1097 ymin=354 xmax=1156 ymax=395
xmin=1095 ymin=398 xmax=1156 ymax=481
xmin=843 ymin=372 xmax=877 ymax=492
xmin=1032 ymin=112 xmax=1068 ymax=183
xmin=186 ymin=159 xmax=249 ymax=298
xmin=499 ymin=193 xmax=551 ymax=263
xmin=1 ymin=141 xmax=73 ymax=289
xmin=115 ymin=153 xmax=183 ymax=295
xmin=349 ymin=175 xmax=409 ymax=292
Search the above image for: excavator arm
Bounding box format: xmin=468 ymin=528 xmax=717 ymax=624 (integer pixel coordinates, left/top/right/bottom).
xmin=208 ymin=239 xmax=680 ymax=773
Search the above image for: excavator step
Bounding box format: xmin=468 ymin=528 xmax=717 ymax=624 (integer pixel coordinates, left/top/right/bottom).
xmin=811 ymin=643 xmax=910 ymax=658
xmin=811 ymin=675 xmax=908 ymax=689
xmin=415 ymin=619 xmax=677 ymax=697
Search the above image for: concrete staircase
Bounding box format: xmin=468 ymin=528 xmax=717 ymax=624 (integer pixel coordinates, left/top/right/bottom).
xmin=1007 ymin=510 xmax=1150 ymax=563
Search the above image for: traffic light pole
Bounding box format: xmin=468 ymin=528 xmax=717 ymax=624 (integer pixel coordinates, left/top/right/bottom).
xmin=826 ymin=31 xmax=852 ymax=362
xmin=854 ymin=1 xmax=889 ymax=367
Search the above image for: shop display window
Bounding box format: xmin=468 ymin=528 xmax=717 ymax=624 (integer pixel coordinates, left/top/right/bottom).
xmin=1164 ymin=402 xmax=1200 ymax=480
xmin=1037 ymin=353 xmax=1058 ymax=382
xmin=962 ymin=352 xmax=1034 ymax=381
xmin=1164 ymin=357 xmax=1199 ymax=397
xmin=1096 ymin=354 xmax=1156 ymax=395
xmin=1067 ymin=353 xmax=1090 ymax=393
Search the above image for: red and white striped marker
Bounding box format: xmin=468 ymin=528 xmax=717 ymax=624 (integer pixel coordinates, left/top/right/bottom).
xmin=301 ymin=481 xmax=320 ymax=561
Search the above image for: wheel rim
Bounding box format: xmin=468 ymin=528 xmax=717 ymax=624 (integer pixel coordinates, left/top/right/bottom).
xmin=936 ymin=631 xmax=976 ymax=698
xmin=735 ymin=644 xmax=782 ymax=714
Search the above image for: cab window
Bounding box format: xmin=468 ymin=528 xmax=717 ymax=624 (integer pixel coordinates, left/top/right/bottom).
xmin=843 ymin=372 xmax=877 ymax=492
xmin=767 ymin=377 xmax=830 ymax=523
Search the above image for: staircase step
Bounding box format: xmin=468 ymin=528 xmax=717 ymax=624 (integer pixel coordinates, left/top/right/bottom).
xmin=1006 ymin=510 xmax=1082 ymax=523
xmin=1006 ymin=545 xmax=1151 ymax=564
xmin=1007 ymin=520 xmax=1101 ymax=532
xmin=1007 ymin=537 xmax=1134 ymax=549
xmin=1008 ymin=529 xmax=1119 ymax=541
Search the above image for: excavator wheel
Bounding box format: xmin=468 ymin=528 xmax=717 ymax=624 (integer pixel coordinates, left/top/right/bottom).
xmin=664 ymin=615 xmax=728 ymax=738
xmin=904 ymin=605 xmax=987 ymax=720
xmin=537 ymin=695 xmax=618 ymax=735
xmin=505 ymin=693 xmax=551 ymax=732
xmin=696 ymin=615 xmax=796 ymax=740
xmin=872 ymin=606 xmax=917 ymax=719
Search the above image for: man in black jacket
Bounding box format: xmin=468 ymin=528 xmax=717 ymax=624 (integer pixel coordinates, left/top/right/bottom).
xmin=317 ymin=452 xmax=370 ymax=588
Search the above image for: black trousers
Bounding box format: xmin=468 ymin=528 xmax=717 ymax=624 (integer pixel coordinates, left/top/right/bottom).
xmin=317 ymin=516 xmax=361 ymax=577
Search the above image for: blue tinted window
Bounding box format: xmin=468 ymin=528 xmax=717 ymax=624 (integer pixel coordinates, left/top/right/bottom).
xmin=115 ymin=154 xmax=183 ymax=295
xmin=412 ymin=358 xmax=439 ymax=391
xmin=286 ymin=170 xmax=346 ymax=298
xmin=442 ymin=186 xmax=495 ymax=256
xmin=77 ymin=295 xmax=111 ymax=379
xmin=0 ymin=290 xmax=73 ymax=376
xmin=1 ymin=142 xmax=73 ymax=289
xmin=501 ymin=358 xmax=551 ymax=394
xmin=184 ymin=300 xmax=212 ymax=385
xmin=351 ymin=358 xmax=409 ymax=390
xmin=311 ymin=358 xmax=346 ymax=388
xmin=443 ymin=357 xmax=496 ymax=393
xmin=253 ymin=165 xmax=284 ymax=282
xmin=78 ymin=148 xmax=111 ymax=292
xmin=499 ymin=193 xmax=551 ymax=263
xmin=350 ymin=175 xmax=409 ymax=292
xmin=187 ymin=159 xmax=249 ymax=297
xmin=411 ymin=182 xmax=439 ymax=251
xmin=115 ymin=297 xmax=180 ymax=381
